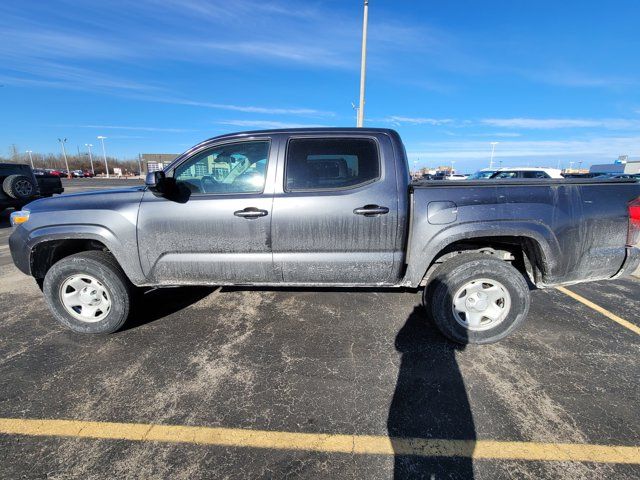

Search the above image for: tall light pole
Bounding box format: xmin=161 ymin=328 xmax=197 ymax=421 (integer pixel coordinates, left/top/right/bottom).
xmin=450 ymin=160 xmax=456 ymax=175
xmin=25 ymin=150 xmax=34 ymax=169
xmin=356 ymin=0 xmax=369 ymax=128
xmin=57 ymin=138 xmax=71 ymax=178
xmin=85 ymin=144 xmax=95 ymax=176
xmin=489 ymin=141 xmax=499 ymax=169
xmin=97 ymin=136 xmax=109 ymax=178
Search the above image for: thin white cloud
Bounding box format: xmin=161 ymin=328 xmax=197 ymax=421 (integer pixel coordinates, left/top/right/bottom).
xmin=216 ymin=120 xmax=326 ymax=129
xmin=520 ymin=68 xmax=637 ymax=89
xmin=481 ymin=118 xmax=640 ymax=129
xmin=169 ymin=99 xmax=334 ymax=116
xmin=77 ymin=125 xmax=192 ymax=133
xmin=470 ymin=132 xmax=523 ymax=138
xmin=383 ymin=116 xmax=453 ymax=126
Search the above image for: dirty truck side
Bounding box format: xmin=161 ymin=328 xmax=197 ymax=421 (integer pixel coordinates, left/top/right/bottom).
xmin=9 ymin=128 xmax=640 ymax=343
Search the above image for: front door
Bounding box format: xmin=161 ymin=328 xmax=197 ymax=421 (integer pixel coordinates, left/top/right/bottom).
xmin=271 ymin=135 xmax=399 ymax=284
xmin=137 ymin=138 xmax=278 ymax=284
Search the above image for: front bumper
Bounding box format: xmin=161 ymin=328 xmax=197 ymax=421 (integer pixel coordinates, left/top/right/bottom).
xmin=9 ymin=226 xmax=32 ymax=276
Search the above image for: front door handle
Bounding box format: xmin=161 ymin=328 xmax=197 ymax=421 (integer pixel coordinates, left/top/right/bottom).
xmin=353 ymin=205 xmax=390 ymax=216
xmin=234 ymin=207 xmax=269 ymax=219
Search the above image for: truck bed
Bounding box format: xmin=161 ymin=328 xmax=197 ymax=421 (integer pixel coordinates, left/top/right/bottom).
xmin=404 ymin=177 xmax=640 ymax=288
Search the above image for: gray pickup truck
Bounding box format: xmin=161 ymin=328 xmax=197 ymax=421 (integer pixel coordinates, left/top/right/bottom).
xmin=9 ymin=128 xmax=640 ymax=343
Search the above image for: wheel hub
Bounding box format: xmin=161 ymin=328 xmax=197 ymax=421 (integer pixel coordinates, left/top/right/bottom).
xmin=452 ymin=278 xmax=512 ymax=331
xmin=59 ymin=274 xmax=111 ymax=322
xmin=79 ymin=287 xmax=101 ymax=305
xmin=465 ymin=292 xmax=489 ymax=312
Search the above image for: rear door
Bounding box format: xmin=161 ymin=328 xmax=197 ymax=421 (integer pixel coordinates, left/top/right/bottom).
xmin=271 ymin=134 xmax=399 ymax=284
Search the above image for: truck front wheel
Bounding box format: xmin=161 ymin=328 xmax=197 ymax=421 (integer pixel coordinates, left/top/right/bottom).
xmin=43 ymin=251 xmax=131 ymax=334
xmin=424 ymin=253 xmax=530 ymax=344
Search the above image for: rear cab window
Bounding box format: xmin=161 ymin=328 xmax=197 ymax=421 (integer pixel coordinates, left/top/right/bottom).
xmin=285 ymin=138 xmax=380 ymax=191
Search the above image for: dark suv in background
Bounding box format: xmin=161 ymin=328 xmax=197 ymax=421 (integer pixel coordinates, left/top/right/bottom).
xmin=0 ymin=163 xmax=64 ymax=213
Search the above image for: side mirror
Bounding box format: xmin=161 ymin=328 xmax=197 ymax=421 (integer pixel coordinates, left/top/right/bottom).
xmin=145 ymin=171 xmax=164 ymax=188
xmin=146 ymin=170 xmax=177 ymax=195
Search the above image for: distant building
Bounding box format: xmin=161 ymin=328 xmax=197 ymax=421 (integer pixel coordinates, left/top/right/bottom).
xmin=590 ymin=157 xmax=640 ymax=175
xmin=141 ymin=153 xmax=179 ymax=174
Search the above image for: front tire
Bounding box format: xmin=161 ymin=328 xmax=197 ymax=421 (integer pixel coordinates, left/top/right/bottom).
xmin=424 ymin=253 xmax=530 ymax=344
xmin=43 ymin=251 xmax=131 ymax=334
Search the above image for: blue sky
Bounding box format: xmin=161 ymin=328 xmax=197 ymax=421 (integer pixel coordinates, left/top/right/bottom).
xmin=1 ymin=0 xmax=639 ymax=171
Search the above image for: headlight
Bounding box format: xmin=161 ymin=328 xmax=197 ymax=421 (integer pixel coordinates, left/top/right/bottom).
xmin=10 ymin=210 xmax=30 ymax=227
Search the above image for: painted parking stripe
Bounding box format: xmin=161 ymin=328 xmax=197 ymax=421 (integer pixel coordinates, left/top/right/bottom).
xmin=0 ymin=418 xmax=638 ymax=464
xmin=556 ymin=286 xmax=640 ymax=336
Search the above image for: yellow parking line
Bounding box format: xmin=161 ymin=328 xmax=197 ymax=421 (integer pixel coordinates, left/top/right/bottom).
xmin=556 ymin=286 xmax=640 ymax=336
xmin=0 ymin=417 xmax=638 ymax=464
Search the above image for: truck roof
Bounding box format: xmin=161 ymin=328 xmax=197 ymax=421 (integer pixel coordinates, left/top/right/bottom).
xmin=207 ymin=127 xmax=399 ymax=141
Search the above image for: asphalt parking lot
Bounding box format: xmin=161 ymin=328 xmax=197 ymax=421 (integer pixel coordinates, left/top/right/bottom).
xmin=0 ymin=179 xmax=638 ymax=479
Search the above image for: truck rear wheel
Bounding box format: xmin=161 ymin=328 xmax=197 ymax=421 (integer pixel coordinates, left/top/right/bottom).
xmin=424 ymin=253 xmax=530 ymax=344
xmin=3 ymin=175 xmax=35 ymax=200
xmin=43 ymin=251 xmax=131 ymax=334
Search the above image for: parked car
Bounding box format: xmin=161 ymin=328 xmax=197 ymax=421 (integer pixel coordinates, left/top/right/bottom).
xmin=0 ymin=163 xmax=64 ymax=213
xmin=8 ymin=128 xmax=640 ymax=344
xmin=595 ymin=173 xmax=640 ymax=180
xmin=467 ymin=168 xmax=498 ymax=180
xmin=490 ymin=167 xmax=564 ymax=179
xmin=562 ymin=173 xmax=598 ymax=179
xmin=444 ymin=174 xmax=468 ymax=180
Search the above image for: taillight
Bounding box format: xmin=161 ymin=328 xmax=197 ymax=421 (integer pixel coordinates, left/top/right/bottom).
xmin=628 ymin=198 xmax=640 ymax=246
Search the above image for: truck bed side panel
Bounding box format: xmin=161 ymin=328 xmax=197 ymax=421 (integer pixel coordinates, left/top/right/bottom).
xmin=404 ymin=180 xmax=640 ymax=287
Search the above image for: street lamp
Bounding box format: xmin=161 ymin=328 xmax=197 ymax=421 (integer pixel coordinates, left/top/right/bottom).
xmin=489 ymin=142 xmax=499 ymax=169
xmin=57 ymin=138 xmax=71 ymax=178
xmin=25 ymin=150 xmax=34 ymax=169
xmin=85 ymin=144 xmax=95 ymax=176
xmin=450 ymin=160 xmax=456 ymax=176
xmin=356 ymin=0 xmax=369 ymax=128
xmin=97 ymin=136 xmax=109 ymax=178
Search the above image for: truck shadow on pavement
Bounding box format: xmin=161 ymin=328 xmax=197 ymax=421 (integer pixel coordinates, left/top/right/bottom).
xmin=123 ymin=287 xmax=215 ymax=331
xmin=388 ymin=305 xmax=475 ymax=479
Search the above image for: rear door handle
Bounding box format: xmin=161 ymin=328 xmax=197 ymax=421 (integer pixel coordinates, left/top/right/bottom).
xmin=353 ymin=205 xmax=390 ymax=216
xmin=234 ymin=207 xmax=269 ymax=219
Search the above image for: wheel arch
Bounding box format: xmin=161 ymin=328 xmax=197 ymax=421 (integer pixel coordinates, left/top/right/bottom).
xmin=405 ymin=222 xmax=562 ymax=288
xmin=26 ymin=226 xmax=145 ymax=285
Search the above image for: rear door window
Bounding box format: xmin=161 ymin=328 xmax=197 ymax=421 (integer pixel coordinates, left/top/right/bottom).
xmin=492 ymin=171 xmax=518 ymax=179
xmin=522 ymin=171 xmax=550 ymax=179
xmin=285 ymin=138 xmax=380 ymax=191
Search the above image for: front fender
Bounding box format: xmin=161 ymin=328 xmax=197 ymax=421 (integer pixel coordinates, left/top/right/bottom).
xmin=10 ymin=214 xmax=146 ymax=285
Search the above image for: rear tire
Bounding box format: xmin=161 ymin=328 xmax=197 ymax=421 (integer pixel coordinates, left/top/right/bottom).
xmin=3 ymin=175 xmax=36 ymax=200
xmin=423 ymin=253 xmax=530 ymax=344
xmin=43 ymin=251 xmax=131 ymax=334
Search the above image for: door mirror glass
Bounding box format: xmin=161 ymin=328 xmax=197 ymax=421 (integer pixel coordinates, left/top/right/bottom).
xmin=145 ymin=171 xmax=163 ymax=187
